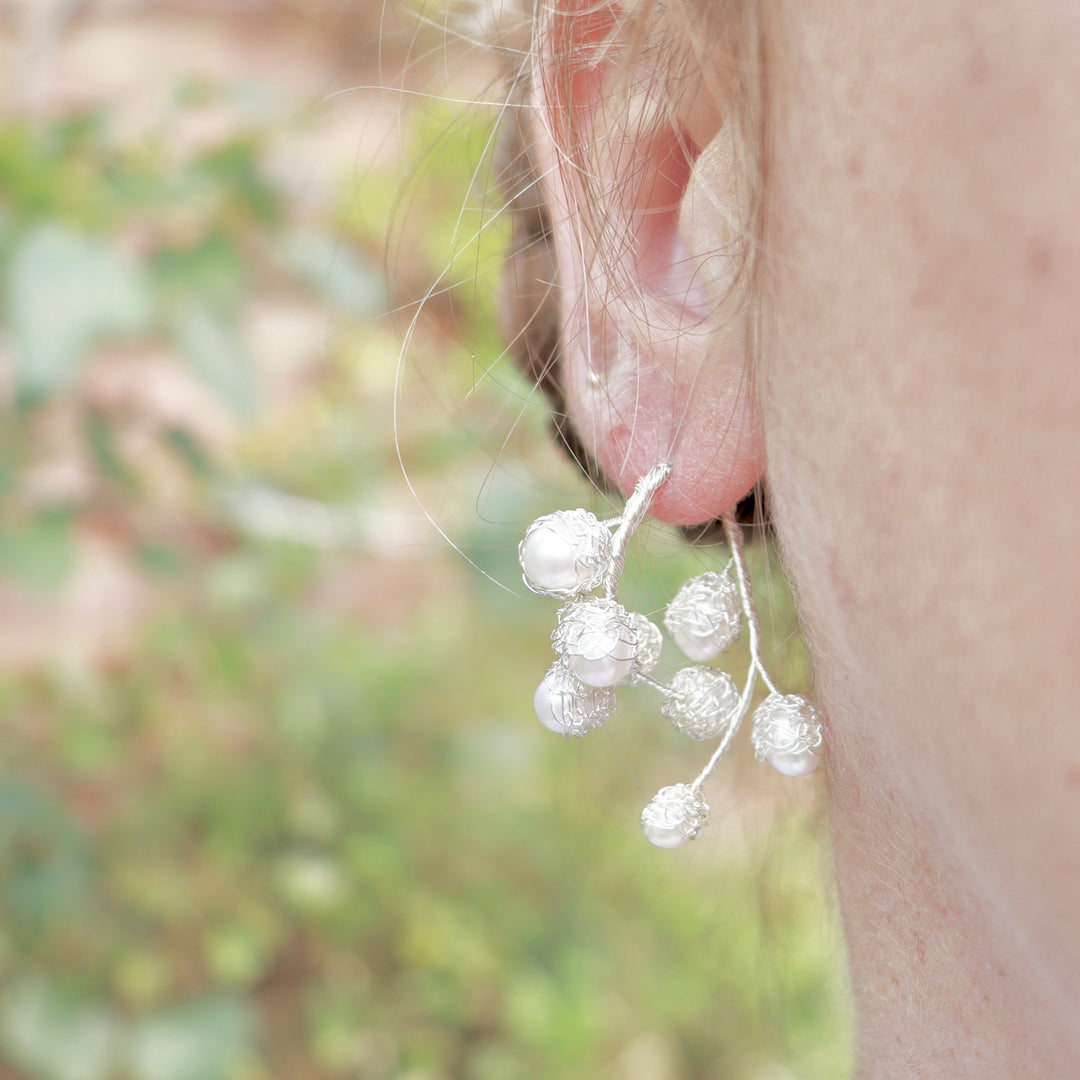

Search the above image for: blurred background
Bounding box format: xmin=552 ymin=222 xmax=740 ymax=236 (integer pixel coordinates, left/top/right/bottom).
xmin=0 ymin=2 xmax=852 ymax=1078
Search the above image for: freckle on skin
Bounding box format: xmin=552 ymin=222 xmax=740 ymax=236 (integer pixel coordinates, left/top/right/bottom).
xmin=1026 ymin=238 xmax=1055 ymax=282
xmin=827 ymin=546 xmax=859 ymax=615
xmin=967 ymin=48 xmax=989 ymax=85
xmin=1063 ymin=763 xmax=1080 ymax=792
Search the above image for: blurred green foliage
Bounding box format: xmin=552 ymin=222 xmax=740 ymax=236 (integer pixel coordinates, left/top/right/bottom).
xmin=0 ymin=541 xmax=851 ymax=1080
xmin=0 ymin=12 xmax=852 ymax=1080
xmin=0 ymin=95 xmax=387 ymax=590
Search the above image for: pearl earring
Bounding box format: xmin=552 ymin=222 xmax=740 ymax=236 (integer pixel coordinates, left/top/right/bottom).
xmin=518 ymin=463 xmax=824 ymax=849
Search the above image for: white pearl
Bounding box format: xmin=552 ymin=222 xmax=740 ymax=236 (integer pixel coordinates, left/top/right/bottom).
xmin=520 ymin=529 xmax=579 ymax=594
xmin=640 ymin=783 xmax=709 ymax=848
xmin=661 ymin=667 xmax=739 ymax=741
xmin=663 ymin=571 xmax=741 ymax=662
xmin=518 ymin=509 xmax=611 ymax=598
xmin=532 ymin=663 xmax=615 ymax=736
xmin=641 ymin=820 xmax=694 ymax=849
xmin=533 ymin=677 xmax=566 ymax=734
xmin=568 ymin=651 xmax=632 ymax=688
xmin=629 ymin=613 xmax=663 ymax=677
xmin=766 ymin=748 xmax=822 ymax=777
xmin=551 ymin=597 xmax=638 ymax=689
xmin=750 ymin=693 xmax=825 ymax=777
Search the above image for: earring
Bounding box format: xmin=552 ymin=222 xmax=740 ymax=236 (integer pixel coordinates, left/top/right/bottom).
xmin=518 ymin=463 xmax=824 ymax=849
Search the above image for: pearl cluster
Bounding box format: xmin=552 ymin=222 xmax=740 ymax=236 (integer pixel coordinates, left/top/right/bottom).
xmin=519 ymin=508 xmax=611 ymax=599
xmin=663 ymin=571 xmax=740 ymax=662
xmin=661 ymin=667 xmax=739 ymax=741
xmin=551 ymin=597 xmax=641 ymax=688
xmin=534 ymin=663 xmax=615 ymax=736
xmin=640 ymin=784 xmax=709 ymax=849
xmin=518 ymin=464 xmax=825 ymax=849
xmin=750 ymin=694 xmax=824 ymax=777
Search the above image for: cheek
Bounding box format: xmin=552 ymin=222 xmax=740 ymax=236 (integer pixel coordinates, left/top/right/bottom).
xmin=762 ymin=0 xmax=1080 ymax=1014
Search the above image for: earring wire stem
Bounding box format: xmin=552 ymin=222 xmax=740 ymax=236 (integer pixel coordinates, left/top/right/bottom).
xmin=602 ymin=462 xmax=672 ymax=599
xmin=725 ymin=517 xmax=780 ymax=698
xmin=689 ymin=516 xmax=775 ymax=792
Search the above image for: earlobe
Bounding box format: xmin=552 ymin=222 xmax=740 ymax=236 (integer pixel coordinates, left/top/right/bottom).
xmin=533 ymin=2 xmax=762 ymax=526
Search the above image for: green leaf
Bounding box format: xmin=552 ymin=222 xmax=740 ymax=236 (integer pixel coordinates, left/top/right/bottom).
xmin=0 ymin=781 xmax=91 ymax=928
xmin=0 ymin=981 xmax=118 ymax=1080
xmin=169 ymin=302 xmax=256 ymax=415
xmin=280 ymin=228 xmax=386 ymax=317
xmin=161 ymin=426 xmax=217 ymax=479
xmin=195 ymin=138 xmax=280 ymax=226
xmin=0 ymin=515 xmax=77 ymax=592
xmin=204 ymin=924 xmax=273 ymax=987
xmin=126 ymin=996 xmax=255 ymax=1080
xmin=135 ymin=544 xmax=189 ymax=577
xmin=5 ymin=225 xmax=152 ymax=396
xmin=84 ymin=408 xmax=135 ymax=488
xmin=151 ymin=231 xmax=248 ymax=315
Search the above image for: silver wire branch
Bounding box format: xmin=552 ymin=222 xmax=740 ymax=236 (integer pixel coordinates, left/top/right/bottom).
xmin=689 ymin=669 xmax=754 ymax=792
xmin=602 ymin=462 xmax=672 ymax=599
xmin=689 ymin=516 xmax=775 ymax=793
xmin=725 ymin=517 xmax=779 ymax=697
xmin=634 ymin=672 xmax=670 ymax=693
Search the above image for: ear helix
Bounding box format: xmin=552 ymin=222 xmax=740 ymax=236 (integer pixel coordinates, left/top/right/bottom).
xmin=518 ymin=464 xmax=825 ymax=848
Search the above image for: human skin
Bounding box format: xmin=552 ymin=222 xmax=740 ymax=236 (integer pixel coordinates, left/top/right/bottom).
xmin=537 ymin=0 xmax=1080 ymax=1074
xmin=758 ymin=4 xmax=1080 ymax=1075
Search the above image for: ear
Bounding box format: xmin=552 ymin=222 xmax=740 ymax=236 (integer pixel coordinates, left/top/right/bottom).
xmin=532 ymin=0 xmax=762 ymax=525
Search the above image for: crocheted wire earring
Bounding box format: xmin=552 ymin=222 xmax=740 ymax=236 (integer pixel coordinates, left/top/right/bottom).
xmin=518 ymin=464 xmax=824 ymax=848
